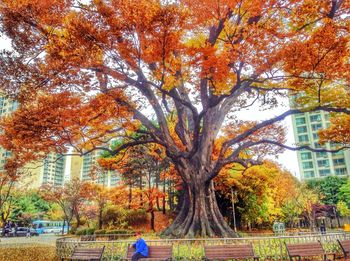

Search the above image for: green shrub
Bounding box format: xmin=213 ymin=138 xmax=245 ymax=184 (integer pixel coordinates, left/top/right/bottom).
xmin=106 ymin=229 xmax=132 ymax=234
xmin=75 ymin=229 xmax=85 ymax=236
xmin=103 ymin=205 xmax=128 ymax=229
xmin=85 ymin=228 xmax=95 ymax=235
xmin=94 ymin=229 xmax=106 ymax=235
xmin=75 ymin=228 xmax=96 ymax=235
xmin=126 ymin=209 xmax=148 ymax=226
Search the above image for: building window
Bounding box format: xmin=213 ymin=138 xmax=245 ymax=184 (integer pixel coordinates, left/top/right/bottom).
xmin=316 ymin=151 xmax=327 ymax=158
xmin=295 ymin=117 xmax=306 ymax=125
xmin=333 ymin=150 xmax=344 ymax=156
xmin=312 ymin=133 xmax=319 ymax=140
xmin=310 ymin=114 xmax=321 ymax=122
xmin=314 ymin=142 xmax=322 ymax=149
xmin=319 ymin=169 xmax=331 ymax=176
xmin=333 ymin=158 xmax=345 ymax=166
xmin=297 ymin=126 xmax=307 ymax=133
xmin=302 ymin=162 xmax=313 ymax=169
xmin=298 ymin=135 xmax=309 ymax=142
xmin=335 ymin=168 xmax=347 ymax=175
xmin=318 ymin=159 xmax=329 ymax=168
xmin=304 ymin=171 xmax=315 ymax=178
xmin=301 ymin=152 xmax=312 ymax=160
xmin=311 ymin=124 xmax=323 ymax=131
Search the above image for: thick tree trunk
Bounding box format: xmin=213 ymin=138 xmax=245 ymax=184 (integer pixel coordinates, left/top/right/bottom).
xmin=162 ymin=179 xmax=236 ymax=238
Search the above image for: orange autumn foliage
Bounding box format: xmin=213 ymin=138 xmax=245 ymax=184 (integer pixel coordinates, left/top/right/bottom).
xmin=0 ymin=0 xmax=348 ymax=168
xmin=319 ymin=114 xmax=350 ymax=144
xmin=0 ymin=91 xmax=136 ymax=165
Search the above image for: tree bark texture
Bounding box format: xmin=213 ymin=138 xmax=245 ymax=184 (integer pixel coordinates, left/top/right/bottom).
xmin=162 ymin=167 xmax=236 ymax=238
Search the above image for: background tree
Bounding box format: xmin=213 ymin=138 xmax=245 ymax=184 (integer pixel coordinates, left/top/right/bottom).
xmin=338 ymin=180 xmax=350 ymax=206
xmin=83 ymin=182 xmax=111 ymax=230
xmin=10 ymin=190 xmax=51 ymax=225
xmin=0 ymin=0 xmax=349 ymax=237
xmin=0 ymin=159 xmax=23 ymax=235
xmin=215 ymin=160 xmax=298 ymax=229
xmin=291 ymin=184 xmax=320 ymax=230
xmin=306 ymin=176 xmax=347 ymax=205
xmin=40 ymin=178 xmax=85 ymax=233
xmin=103 ymin=144 xmax=167 ymax=230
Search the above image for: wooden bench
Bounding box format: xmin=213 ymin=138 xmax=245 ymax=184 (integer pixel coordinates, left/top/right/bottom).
xmin=285 ymin=241 xmax=335 ymax=261
xmin=124 ymin=245 xmax=172 ymax=260
xmin=204 ymin=244 xmax=259 ymax=260
xmin=337 ymin=239 xmax=350 ymax=260
xmin=63 ymin=246 xmax=105 ymax=260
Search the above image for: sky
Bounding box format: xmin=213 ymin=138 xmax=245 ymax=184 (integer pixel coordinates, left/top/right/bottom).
xmin=0 ymin=35 xmax=300 ymax=179
xmin=236 ymin=103 xmax=299 ymax=178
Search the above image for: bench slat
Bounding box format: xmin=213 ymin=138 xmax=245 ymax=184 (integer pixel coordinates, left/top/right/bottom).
xmin=338 ymin=239 xmax=350 ymax=258
xmin=204 ymin=244 xmax=257 ymax=260
xmin=125 ymin=245 xmax=172 ymax=260
xmin=71 ymin=247 xmax=105 ymax=261
xmin=286 ymin=242 xmax=326 ymax=259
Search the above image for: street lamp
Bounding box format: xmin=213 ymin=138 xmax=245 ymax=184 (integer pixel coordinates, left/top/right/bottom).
xmin=230 ymin=187 xmax=237 ymax=233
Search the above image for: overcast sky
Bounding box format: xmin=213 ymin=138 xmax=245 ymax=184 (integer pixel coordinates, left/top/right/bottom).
xmin=0 ymin=35 xmax=300 ymax=179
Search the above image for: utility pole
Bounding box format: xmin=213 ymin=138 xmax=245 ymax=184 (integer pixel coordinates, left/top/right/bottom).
xmin=231 ymin=187 xmax=237 ymax=233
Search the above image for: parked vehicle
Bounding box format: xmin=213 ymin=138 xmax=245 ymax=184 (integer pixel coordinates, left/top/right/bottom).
xmin=9 ymin=227 xmax=39 ymax=237
xmin=0 ymin=227 xmax=12 ymax=236
xmin=32 ymin=220 xmax=68 ymax=234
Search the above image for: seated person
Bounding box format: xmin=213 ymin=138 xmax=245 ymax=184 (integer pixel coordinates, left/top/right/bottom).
xmin=132 ymin=231 xmax=148 ymax=261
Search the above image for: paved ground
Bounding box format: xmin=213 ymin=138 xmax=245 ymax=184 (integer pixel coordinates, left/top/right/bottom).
xmin=0 ymin=234 xmax=60 ymax=246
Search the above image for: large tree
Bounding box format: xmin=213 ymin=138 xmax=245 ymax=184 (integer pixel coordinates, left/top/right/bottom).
xmin=0 ymin=0 xmax=349 ymax=237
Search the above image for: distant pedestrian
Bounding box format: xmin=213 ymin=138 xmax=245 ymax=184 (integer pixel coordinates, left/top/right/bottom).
xmin=26 ymin=226 xmax=31 ymax=238
xmin=4 ymin=223 xmax=10 ymax=237
xmin=14 ymin=223 xmax=18 ymax=237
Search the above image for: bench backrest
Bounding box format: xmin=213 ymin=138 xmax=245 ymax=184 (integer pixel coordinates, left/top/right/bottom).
xmin=71 ymin=246 xmax=105 ymax=260
xmin=81 ymin=235 xmax=96 ymax=241
xmin=338 ymin=239 xmax=350 ymax=254
xmin=285 ymin=242 xmax=325 ymax=257
xmin=204 ymin=244 xmax=256 ymax=259
xmin=126 ymin=245 xmax=172 ymax=259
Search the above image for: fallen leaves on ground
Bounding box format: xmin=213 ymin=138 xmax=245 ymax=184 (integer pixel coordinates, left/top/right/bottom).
xmin=0 ymin=244 xmax=58 ymax=261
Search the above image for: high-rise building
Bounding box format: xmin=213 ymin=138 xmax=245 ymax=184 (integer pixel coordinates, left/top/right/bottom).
xmin=21 ymin=153 xmax=66 ymax=187
xmin=0 ymin=95 xmax=66 ymax=187
xmin=291 ymin=110 xmax=350 ymax=180
xmin=0 ymin=95 xmax=18 ymax=171
xmin=70 ymin=150 xmax=121 ymax=187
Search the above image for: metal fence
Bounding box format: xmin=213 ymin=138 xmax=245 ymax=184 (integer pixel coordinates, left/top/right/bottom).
xmin=56 ymin=232 xmax=350 ymax=260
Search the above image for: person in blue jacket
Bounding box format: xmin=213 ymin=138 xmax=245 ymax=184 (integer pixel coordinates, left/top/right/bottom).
xmin=132 ymin=231 xmax=149 ymax=261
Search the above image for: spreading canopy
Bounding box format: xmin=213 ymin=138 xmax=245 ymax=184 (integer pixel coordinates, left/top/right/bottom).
xmin=0 ymin=0 xmax=349 ymax=237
